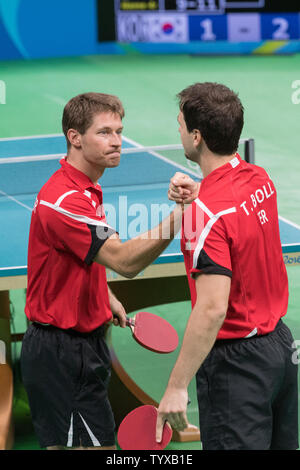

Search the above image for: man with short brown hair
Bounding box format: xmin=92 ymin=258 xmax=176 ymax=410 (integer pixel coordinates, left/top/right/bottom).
xmin=21 ymin=92 xmax=198 ymax=450
xmin=156 ymin=82 xmax=298 ymax=450
xmin=62 ymin=92 xmax=125 ymax=150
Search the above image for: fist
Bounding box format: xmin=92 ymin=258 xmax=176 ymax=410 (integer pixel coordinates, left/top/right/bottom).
xmin=168 ymin=172 xmax=199 ymax=204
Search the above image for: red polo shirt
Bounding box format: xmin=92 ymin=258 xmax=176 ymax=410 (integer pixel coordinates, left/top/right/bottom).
xmin=25 ymin=158 xmax=116 ymax=333
xmin=181 ymin=154 xmax=288 ymax=339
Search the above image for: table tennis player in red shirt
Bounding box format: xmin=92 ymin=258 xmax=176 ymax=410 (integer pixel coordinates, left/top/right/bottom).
xmin=156 ymin=82 xmax=298 ymax=450
xmin=21 ymin=92 xmax=198 ymax=451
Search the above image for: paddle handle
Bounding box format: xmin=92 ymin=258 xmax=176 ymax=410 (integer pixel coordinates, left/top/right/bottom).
xmin=126 ymin=317 xmax=135 ymax=327
xmin=113 ymin=314 xmax=135 ymax=328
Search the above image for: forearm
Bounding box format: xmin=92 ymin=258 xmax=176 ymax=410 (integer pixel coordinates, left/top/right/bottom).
xmin=98 ymin=203 xmax=184 ymax=278
xmin=167 ymin=306 xmax=225 ymax=389
xmin=107 ymin=285 xmax=127 ymax=327
xmin=122 ymin=203 xmax=183 ymax=275
xmin=155 ymin=275 xmax=230 ymax=437
xmin=107 ymin=285 xmax=117 ymax=303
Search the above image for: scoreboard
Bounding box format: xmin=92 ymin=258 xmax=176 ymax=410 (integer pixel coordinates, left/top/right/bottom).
xmin=98 ymin=1 xmax=300 ymax=44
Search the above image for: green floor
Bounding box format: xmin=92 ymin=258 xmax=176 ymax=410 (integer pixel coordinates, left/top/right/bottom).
xmin=1 ymin=53 xmax=300 ymax=450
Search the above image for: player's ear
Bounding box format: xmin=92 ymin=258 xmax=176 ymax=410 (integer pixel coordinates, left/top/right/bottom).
xmin=192 ymin=129 xmax=201 ymax=147
xmin=67 ymin=129 xmax=81 ymax=149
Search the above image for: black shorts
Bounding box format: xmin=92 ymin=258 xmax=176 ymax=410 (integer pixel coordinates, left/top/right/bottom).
xmin=20 ymin=322 xmax=115 ymax=448
xmin=196 ymin=319 xmax=299 ymax=450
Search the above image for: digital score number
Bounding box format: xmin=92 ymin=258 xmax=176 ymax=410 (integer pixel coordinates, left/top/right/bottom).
xmin=189 ymin=13 xmax=300 ymax=42
xmin=99 ymin=1 xmax=300 ymax=43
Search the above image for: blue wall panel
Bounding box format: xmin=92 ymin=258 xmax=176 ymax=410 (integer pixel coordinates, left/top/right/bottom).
xmin=0 ymin=0 xmax=110 ymax=60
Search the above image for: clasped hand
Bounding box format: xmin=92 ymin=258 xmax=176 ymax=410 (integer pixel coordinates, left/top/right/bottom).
xmin=168 ymin=172 xmax=199 ymax=204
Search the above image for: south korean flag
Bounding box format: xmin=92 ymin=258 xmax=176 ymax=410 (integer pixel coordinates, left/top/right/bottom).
xmin=146 ymin=14 xmax=188 ymax=43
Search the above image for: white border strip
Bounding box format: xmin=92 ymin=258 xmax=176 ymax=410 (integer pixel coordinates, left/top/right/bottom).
xmin=0 ymin=153 xmax=65 ymax=164
xmin=192 ymin=202 xmax=237 ymax=269
xmin=0 ymin=189 xmax=33 ymax=211
xmin=78 ymin=413 xmax=101 ymax=447
xmin=67 ymin=412 xmax=74 ymax=447
xmin=244 ymin=327 xmax=258 ymax=338
xmin=279 ymin=215 xmax=300 ymax=231
xmin=40 ymin=200 xmax=112 ymax=229
xmin=122 ymin=144 xmax=183 ymax=153
xmin=0 ymin=266 xmax=27 ymax=272
xmin=0 ymin=133 xmax=64 ymax=141
xmin=55 ymin=190 xmax=78 ymax=207
xmin=282 ymin=243 xmax=300 ymax=248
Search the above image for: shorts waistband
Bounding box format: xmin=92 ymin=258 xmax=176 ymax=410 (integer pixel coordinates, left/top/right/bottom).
xmin=214 ymin=319 xmax=284 ymax=347
xmin=31 ymin=322 xmax=106 ymax=338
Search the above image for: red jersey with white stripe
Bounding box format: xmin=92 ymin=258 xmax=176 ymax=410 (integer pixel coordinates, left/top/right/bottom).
xmin=25 ymin=158 xmax=116 ymax=333
xmin=181 ymin=154 xmax=288 ymax=339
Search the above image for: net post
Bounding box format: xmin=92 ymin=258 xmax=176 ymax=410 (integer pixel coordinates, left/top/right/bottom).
xmin=244 ymin=138 xmax=255 ymax=164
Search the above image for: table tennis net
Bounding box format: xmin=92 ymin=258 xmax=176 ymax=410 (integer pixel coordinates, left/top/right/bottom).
xmin=0 ymin=139 xmax=255 ymax=198
xmin=120 ymin=138 xmax=254 ymax=183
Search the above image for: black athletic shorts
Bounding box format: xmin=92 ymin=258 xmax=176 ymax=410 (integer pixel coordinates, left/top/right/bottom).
xmin=20 ymin=322 xmax=115 ymax=449
xmin=196 ymin=319 xmax=299 ymax=450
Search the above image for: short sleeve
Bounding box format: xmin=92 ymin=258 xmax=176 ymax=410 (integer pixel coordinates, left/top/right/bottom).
xmin=38 ymin=191 xmax=116 ymax=265
xmin=190 ymin=217 xmax=232 ymax=278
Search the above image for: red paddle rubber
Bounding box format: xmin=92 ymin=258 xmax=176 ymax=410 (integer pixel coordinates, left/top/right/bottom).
xmin=131 ymin=311 xmax=179 ymax=354
xmin=117 ymin=405 xmax=172 ymax=450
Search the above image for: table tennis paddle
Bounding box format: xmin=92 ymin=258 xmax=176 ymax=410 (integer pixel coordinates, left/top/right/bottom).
xmin=114 ymin=311 xmax=179 ymax=354
xmin=117 ymin=405 xmax=173 ymax=451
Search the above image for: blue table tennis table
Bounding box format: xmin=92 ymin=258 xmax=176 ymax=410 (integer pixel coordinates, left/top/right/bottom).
xmin=0 ymin=133 xmax=300 ymax=294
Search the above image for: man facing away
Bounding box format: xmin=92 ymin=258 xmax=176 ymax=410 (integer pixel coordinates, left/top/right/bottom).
xmin=156 ymin=82 xmax=298 ymax=450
